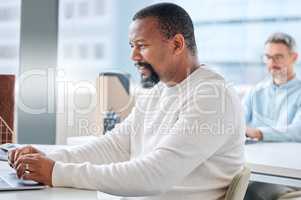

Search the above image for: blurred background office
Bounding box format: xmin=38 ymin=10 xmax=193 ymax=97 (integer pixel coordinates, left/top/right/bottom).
xmin=0 ymin=0 xmax=300 ymax=144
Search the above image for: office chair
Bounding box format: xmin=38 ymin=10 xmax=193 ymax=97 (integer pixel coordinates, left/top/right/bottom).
xmin=278 ymin=190 xmax=301 ymax=200
xmin=225 ymin=166 xmax=251 ymax=200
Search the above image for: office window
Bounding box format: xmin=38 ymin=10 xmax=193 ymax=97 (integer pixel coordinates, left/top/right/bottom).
xmin=0 ymin=0 xmax=20 ymax=143
xmin=94 ymin=43 xmax=104 ymax=59
xmin=153 ymin=0 xmax=301 ymax=86
xmin=58 ymin=0 xmax=115 ymax=81
xmin=63 ymin=2 xmax=74 ymax=19
xmin=78 ymin=43 xmax=89 ymax=59
xmin=78 ymin=1 xmax=89 ymax=17
xmin=0 ymin=6 xmax=19 ymax=21
xmin=0 ymin=0 xmax=21 ymax=75
xmin=94 ymin=0 xmax=105 ymax=16
xmin=63 ymin=44 xmax=74 ymax=59
xmin=0 ymin=45 xmax=17 ymax=59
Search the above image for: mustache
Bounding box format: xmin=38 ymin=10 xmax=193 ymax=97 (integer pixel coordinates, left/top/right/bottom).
xmin=135 ymin=62 xmax=160 ymax=88
xmin=135 ymin=62 xmax=153 ymax=70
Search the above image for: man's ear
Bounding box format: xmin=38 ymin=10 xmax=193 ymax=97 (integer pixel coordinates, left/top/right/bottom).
xmin=172 ymin=34 xmax=185 ymax=55
xmin=292 ymin=52 xmax=298 ymax=62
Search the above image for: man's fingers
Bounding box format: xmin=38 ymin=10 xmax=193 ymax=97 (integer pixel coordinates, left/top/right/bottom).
xmin=16 ymin=162 xmax=25 ymax=178
xmin=15 ymin=157 xmax=39 ymax=179
xmin=10 ymin=146 xmax=37 ymax=167
xmin=21 ymin=171 xmax=40 ymax=183
xmin=12 ymin=153 xmax=53 ymax=186
xmin=13 ymin=148 xmax=22 ymax=165
xmin=17 ymin=158 xmax=48 ymax=185
xmin=8 ymin=149 xmax=16 ymax=167
xmin=14 ymin=154 xmax=39 ymax=171
xmin=15 ymin=160 xmax=34 ymax=178
xmin=12 ymin=147 xmax=26 ymax=165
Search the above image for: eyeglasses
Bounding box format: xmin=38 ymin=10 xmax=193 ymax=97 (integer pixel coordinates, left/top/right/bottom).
xmin=262 ymin=54 xmax=287 ymax=64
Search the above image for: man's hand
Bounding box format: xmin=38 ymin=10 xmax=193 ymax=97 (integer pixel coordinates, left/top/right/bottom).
xmin=246 ymin=127 xmax=263 ymax=140
xmin=13 ymin=153 xmax=55 ymax=186
xmin=8 ymin=146 xmax=44 ymax=168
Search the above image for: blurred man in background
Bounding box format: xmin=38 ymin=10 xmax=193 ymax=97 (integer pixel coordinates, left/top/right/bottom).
xmin=244 ymin=32 xmax=301 ymax=200
xmin=244 ymin=32 xmax=301 ymax=142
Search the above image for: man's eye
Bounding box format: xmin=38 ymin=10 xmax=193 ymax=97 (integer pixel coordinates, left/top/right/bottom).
xmin=138 ymin=44 xmax=147 ymax=49
xmin=275 ymin=55 xmax=284 ymax=59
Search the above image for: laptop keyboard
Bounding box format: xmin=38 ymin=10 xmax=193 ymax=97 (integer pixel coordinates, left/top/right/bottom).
xmin=0 ymin=176 xmax=11 ymax=187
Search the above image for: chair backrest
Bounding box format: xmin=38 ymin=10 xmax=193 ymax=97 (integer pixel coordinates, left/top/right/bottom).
xmin=225 ymin=166 xmax=251 ymax=200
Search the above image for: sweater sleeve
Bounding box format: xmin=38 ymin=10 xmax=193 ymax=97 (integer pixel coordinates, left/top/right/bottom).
xmin=48 ymin=109 xmax=135 ymax=164
xmin=259 ymin=104 xmax=301 ymax=142
xmin=51 ymin=85 xmax=243 ymax=196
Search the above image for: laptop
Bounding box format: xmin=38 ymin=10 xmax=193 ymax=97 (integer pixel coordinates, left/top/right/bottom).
xmin=0 ymin=170 xmax=46 ymax=191
xmin=245 ymin=137 xmax=259 ymax=145
xmin=0 ymin=143 xmax=21 ymax=161
xmin=0 ymin=143 xmax=46 ymax=191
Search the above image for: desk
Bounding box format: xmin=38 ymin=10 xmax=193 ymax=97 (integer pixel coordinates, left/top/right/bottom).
xmin=245 ymin=142 xmax=301 ymax=187
xmin=1 ymin=143 xmax=300 ymax=199
xmin=66 ymin=139 xmax=301 ymax=188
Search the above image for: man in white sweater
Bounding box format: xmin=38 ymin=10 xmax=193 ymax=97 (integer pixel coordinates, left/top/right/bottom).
xmin=9 ymin=3 xmax=245 ymax=200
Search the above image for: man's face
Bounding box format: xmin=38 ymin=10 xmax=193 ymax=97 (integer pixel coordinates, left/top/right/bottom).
xmin=264 ymin=42 xmax=297 ymax=81
xmin=129 ymin=17 xmax=174 ymax=88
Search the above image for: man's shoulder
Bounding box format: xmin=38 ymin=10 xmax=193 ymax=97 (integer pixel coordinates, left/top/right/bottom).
xmin=193 ymin=66 xmax=226 ymax=85
xmin=293 ymin=77 xmax=301 ymax=87
xmin=193 ymin=66 xmax=240 ymax=100
xmin=199 ymin=65 xmax=224 ymax=78
xmin=290 ymin=78 xmax=301 ymax=102
xmin=249 ymin=79 xmax=272 ymax=94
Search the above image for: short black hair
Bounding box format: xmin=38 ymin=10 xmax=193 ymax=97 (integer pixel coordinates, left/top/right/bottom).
xmin=133 ymin=3 xmax=197 ymax=55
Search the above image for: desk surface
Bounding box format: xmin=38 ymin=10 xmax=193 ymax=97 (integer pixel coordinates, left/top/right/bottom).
xmin=1 ymin=143 xmax=300 ymax=199
xmin=245 ymin=142 xmax=301 ymax=187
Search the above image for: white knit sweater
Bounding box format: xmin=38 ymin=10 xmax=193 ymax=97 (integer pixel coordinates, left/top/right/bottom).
xmin=48 ymin=66 xmax=245 ymax=200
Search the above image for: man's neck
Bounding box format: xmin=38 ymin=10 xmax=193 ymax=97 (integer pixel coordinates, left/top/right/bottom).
xmin=165 ymin=58 xmax=200 ymax=87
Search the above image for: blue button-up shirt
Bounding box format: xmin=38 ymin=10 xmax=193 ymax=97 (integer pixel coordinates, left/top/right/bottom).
xmin=243 ymin=76 xmax=301 ymax=142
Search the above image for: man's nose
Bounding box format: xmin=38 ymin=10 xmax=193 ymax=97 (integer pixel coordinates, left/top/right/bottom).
xmin=264 ymin=58 xmax=275 ymax=68
xmin=267 ymin=56 xmax=281 ymax=65
xmin=131 ymin=47 xmax=142 ymax=61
